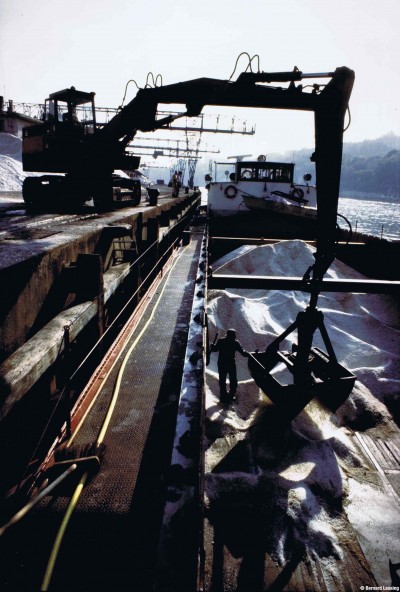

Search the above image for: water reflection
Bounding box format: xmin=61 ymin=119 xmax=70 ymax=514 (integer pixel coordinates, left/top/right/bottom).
xmin=338 ymin=196 xmax=400 ymax=240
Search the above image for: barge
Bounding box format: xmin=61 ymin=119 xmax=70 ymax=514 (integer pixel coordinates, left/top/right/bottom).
xmin=0 ymin=62 xmax=399 ymax=591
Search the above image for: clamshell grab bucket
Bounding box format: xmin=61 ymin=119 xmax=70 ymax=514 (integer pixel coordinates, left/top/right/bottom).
xmin=248 ymin=308 xmax=356 ymax=422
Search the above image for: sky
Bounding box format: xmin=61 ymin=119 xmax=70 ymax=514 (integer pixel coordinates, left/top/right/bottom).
xmin=1 ymin=0 xmax=399 ymax=161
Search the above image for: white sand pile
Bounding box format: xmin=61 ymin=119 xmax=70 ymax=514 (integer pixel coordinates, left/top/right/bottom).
xmin=205 ymin=240 xmax=400 ymax=569
xmin=0 ymin=133 xmax=28 ymax=190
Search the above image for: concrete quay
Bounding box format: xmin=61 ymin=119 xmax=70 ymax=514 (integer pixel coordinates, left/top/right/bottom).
xmin=0 ymin=190 xmax=201 ymax=422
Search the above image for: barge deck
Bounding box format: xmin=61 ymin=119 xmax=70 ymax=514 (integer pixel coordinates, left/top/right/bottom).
xmin=0 ymin=192 xmax=399 ymax=591
xmin=0 ymin=223 xmax=205 ymax=591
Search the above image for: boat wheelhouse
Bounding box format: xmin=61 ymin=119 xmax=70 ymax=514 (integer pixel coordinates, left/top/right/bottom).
xmin=206 ymin=156 xmax=317 ymax=222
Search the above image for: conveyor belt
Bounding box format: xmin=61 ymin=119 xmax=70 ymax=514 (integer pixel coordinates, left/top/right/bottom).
xmin=0 ymin=229 xmax=203 ymax=592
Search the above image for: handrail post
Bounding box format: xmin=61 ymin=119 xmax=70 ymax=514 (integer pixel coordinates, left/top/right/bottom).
xmin=63 ymin=325 xmax=72 ymax=439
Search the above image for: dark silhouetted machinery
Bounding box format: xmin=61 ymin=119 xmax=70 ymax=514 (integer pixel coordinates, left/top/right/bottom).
xmin=23 ymin=67 xmax=357 ymax=416
xmin=22 ymin=87 xmax=142 ymax=209
xmin=23 ymin=67 xmax=353 ymax=221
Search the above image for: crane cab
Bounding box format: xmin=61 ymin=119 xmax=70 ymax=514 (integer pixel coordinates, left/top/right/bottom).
xmin=21 ymin=87 xmax=141 ymax=209
xmin=22 ymin=87 xmax=96 ymax=174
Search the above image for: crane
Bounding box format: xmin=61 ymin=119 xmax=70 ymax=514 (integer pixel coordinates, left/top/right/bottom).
xmin=22 ymin=66 xmax=354 ymax=267
xmin=21 ymin=65 xmax=355 ymax=417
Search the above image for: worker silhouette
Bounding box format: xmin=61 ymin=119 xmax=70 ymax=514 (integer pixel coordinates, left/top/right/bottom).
xmin=172 ymin=171 xmax=181 ymax=197
xmin=211 ymin=329 xmax=249 ymax=403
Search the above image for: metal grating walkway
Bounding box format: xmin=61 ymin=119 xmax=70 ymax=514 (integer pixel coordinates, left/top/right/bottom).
xmin=71 ymin=233 xmax=203 ymax=513
xmin=0 ymin=229 xmax=204 ymax=592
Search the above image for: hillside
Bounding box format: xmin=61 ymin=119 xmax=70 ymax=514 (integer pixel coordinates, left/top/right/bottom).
xmin=282 ymin=133 xmax=400 ymax=199
xmin=340 ymin=134 xmax=400 ymax=198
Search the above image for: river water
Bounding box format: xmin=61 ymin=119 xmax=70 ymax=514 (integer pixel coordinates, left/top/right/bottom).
xmin=200 ymin=188 xmax=400 ymax=241
xmin=338 ymin=195 xmax=400 ymax=241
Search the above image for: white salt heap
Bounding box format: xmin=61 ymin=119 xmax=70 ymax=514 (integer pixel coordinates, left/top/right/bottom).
xmin=205 ymin=240 xmax=400 ymax=578
xmin=0 ymin=133 xmax=28 ymax=190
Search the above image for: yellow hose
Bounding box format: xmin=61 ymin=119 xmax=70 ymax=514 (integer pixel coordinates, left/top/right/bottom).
xmin=97 ymin=245 xmax=187 ymax=443
xmin=41 ymin=472 xmax=88 ymax=591
xmin=41 ymin=243 xmax=189 ymax=590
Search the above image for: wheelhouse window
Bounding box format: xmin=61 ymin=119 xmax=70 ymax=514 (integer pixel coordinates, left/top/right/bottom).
xmin=239 ymin=167 xmax=256 ymax=180
xmin=236 ymin=161 xmax=294 ymax=183
xmin=274 ymin=164 xmax=293 ymax=182
xmin=258 ymin=166 xmax=274 ymax=180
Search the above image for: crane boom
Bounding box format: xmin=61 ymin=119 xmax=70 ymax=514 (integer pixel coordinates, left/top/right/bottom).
xmin=22 ymin=65 xmax=354 ymax=266
xmin=102 ymin=67 xmax=354 ymax=275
